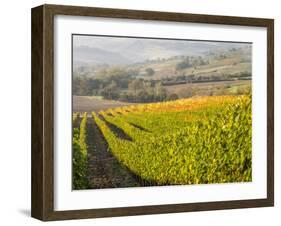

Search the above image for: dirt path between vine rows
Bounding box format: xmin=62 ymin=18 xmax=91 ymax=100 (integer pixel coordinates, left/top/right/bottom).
xmin=86 ymin=116 xmax=140 ymax=189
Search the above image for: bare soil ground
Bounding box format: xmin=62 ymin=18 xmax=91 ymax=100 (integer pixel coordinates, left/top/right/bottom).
xmin=73 ymin=96 xmax=133 ymax=112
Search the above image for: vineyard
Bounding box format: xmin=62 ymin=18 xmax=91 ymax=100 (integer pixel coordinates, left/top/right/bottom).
xmin=73 ymin=95 xmax=252 ymax=189
xmin=72 ymin=112 xmax=89 ymax=189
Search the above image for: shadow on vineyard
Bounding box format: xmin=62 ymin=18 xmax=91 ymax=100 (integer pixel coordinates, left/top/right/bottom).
xmin=86 ymin=115 xmax=140 ymax=189
xmin=127 ymin=122 xmax=151 ymax=133
xmin=98 ymin=114 xmax=133 ymax=141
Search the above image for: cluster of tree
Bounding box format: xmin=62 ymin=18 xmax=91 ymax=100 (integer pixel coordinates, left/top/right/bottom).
xmin=160 ymin=72 xmax=251 ymax=86
xmin=99 ymin=78 xmax=180 ymax=103
xmin=73 ymin=73 xmax=179 ymax=103
xmin=145 ymin=67 xmax=155 ymax=76
xmin=74 ymin=67 xmax=137 ymax=95
xmin=176 ymin=56 xmax=209 ymax=71
xmin=143 ymin=55 xmax=192 ymax=64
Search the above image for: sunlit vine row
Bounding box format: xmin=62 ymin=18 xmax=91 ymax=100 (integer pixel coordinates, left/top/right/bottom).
xmin=72 ymin=112 xmax=89 ymax=189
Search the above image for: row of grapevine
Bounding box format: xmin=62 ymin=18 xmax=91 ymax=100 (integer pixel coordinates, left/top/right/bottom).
xmin=94 ymin=95 xmax=252 ymax=185
xmin=73 ymin=112 xmax=79 ymax=124
xmin=72 ymin=112 xmax=89 ymax=189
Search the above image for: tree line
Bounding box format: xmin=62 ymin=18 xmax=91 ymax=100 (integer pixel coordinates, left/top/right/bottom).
xmin=73 ymin=75 xmax=178 ymax=103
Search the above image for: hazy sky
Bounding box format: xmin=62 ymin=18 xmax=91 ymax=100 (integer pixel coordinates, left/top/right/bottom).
xmin=73 ymin=35 xmax=249 ymax=50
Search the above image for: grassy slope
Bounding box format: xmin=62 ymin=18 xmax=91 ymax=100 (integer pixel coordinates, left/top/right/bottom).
xmin=128 ymin=47 xmax=251 ymax=79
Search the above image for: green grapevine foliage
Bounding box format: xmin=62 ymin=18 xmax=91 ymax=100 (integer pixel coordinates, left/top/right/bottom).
xmin=72 ymin=112 xmax=89 ymax=189
xmin=93 ymin=95 xmax=252 ymax=185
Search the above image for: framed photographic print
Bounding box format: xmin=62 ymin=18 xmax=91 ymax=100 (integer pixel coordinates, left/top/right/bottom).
xmin=31 ymin=4 xmax=274 ymax=221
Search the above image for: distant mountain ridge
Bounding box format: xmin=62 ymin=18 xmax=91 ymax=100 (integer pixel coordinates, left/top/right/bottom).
xmin=73 ymin=37 xmax=250 ymax=68
xmin=73 ymin=46 xmax=133 ymax=67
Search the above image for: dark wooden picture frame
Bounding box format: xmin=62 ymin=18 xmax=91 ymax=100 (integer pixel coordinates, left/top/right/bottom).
xmin=31 ymin=4 xmax=274 ymax=221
